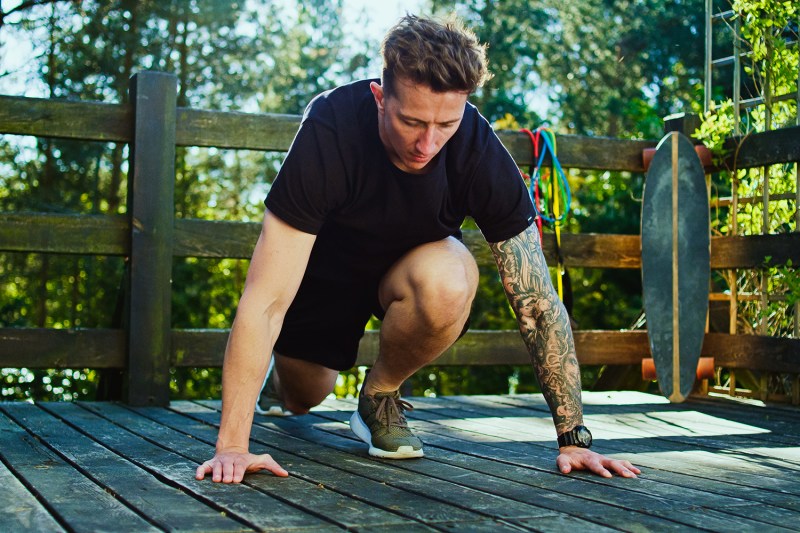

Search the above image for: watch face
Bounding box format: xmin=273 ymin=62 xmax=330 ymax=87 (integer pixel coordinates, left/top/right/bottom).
xmin=576 ymin=426 xmax=593 ymax=447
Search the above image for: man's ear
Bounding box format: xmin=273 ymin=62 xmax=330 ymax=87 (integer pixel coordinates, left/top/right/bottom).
xmin=369 ymin=81 xmax=385 ymax=113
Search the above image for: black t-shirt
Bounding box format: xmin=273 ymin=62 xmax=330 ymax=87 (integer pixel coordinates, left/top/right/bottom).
xmin=265 ymin=79 xmax=535 ymax=283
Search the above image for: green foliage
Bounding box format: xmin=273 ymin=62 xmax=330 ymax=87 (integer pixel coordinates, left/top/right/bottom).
xmin=1 ymin=368 xmax=98 ymax=401
xmin=171 ymin=367 xmax=222 ymax=401
xmin=430 ymin=0 xmax=707 ymax=135
xmin=692 ymin=0 xmax=797 ymax=398
xmin=765 ymin=258 xmax=800 ymax=306
xmin=693 ymin=0 xmax=797 ymax=238
xmin=0 ymin=0 xmax=366 ymax=401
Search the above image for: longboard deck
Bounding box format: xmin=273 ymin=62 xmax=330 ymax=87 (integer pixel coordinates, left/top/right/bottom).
xmin=641 ymin=132 xmax=710 ymax=402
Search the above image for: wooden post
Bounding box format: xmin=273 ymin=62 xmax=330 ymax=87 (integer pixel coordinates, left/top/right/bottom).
xmin=663 ymin=113 xmax=701 ymax=139
xmin=125 ymin=72 xmax=177 ymax=406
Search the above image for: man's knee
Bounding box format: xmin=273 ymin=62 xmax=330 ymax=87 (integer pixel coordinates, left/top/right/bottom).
xmin=380 ymin=237 xmax=478 ymax=329
xmin=411 ymin=270 xmax=475 ymax=323
xmin=398 ymin=258 xmax=477 ymax=332
xmin=280 ymin=384 xmax=331 ymax=414
xmin=273 ymin=354 xmax=338 ymax=414
xmin=281 ymin=398 xmax=313 ymax=415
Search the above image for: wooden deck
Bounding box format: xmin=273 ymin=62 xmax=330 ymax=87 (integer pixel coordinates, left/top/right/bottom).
xmin=2 ymin=391 xmax=799 ymax=532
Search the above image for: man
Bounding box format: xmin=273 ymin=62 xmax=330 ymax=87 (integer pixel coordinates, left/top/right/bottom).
xmin=196 ymin=14 xmax=639 ymax=483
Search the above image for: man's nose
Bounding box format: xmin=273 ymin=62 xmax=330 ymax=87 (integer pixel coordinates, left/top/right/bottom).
xmin=416 ymin=127 xmax=437 ymax=155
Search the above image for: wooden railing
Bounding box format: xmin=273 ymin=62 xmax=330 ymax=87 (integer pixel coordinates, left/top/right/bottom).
xmin=1 ymin=71 xmax=799 ymax=405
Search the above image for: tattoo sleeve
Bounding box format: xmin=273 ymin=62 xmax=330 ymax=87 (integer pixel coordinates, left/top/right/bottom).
xmin=489 ymin=225 xmax=583 ymax=434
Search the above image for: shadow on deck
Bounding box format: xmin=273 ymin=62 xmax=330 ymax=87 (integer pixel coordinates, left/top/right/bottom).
xmin=2 ymin=391 xmax=799 ymax=532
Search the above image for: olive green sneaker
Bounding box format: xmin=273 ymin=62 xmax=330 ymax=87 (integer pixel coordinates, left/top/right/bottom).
xmin=349 ymin=390 xmax=424 ymax=459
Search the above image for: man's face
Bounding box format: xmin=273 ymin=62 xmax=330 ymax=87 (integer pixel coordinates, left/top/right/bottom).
xmin=370 ymin=78 xmax=468 ymax=174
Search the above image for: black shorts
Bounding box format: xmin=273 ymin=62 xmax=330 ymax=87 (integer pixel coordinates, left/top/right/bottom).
xmin=275 ymin=273 xmax=472 ymax=371
xmin=274 ymin=275 xmax=384 ymax=371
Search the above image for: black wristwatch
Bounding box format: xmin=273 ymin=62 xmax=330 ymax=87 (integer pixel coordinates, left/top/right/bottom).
xmin=557 ymin=425 xmax=592 ymax=449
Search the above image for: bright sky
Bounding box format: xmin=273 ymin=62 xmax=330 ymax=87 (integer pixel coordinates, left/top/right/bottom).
xmin=0 ymin=0 xmax=426 ymax=96
xmin=342 ymin=0 xmax=425 ymax=40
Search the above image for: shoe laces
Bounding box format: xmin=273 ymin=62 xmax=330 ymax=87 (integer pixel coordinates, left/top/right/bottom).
xmin=373 ymin=393 xmax=414 ymax=429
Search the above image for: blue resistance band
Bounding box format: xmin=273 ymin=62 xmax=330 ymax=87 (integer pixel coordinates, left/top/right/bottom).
xmin=529 ymin=131 xmax=571 ymax=224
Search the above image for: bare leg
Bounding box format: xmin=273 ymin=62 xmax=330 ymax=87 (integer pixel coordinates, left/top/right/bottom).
xmin=364 ymin=236 xmax=479 ymax=395
xmin=271 ymin=353 xmax=339 ymax=414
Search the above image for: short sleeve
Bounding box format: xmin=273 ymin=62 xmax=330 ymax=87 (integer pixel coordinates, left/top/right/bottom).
xmin=265 ymin=118 xmax=346 ymax=235
xmin=468 ymin=134 xmax=536 ymax=243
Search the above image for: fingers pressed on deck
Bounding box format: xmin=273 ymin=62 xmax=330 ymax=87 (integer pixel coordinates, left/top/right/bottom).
xmin=556 ymin=447 xmax=640 ymax=478
xmin=195 ymin=451 xmax=289 ymax=483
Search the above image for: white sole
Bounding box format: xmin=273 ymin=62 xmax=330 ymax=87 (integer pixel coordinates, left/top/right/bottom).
xmin=349 ymin=410 xmax=424 ymax=459
xmin=254 ymin=404 xmax=293 ymax=417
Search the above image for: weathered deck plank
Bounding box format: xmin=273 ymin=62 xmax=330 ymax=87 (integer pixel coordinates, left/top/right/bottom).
xmin=2 ymin=403 xmax=249 ymax=532
xmin=43 ymin=402 xmax=340 ymax=533
xmin=0 ymin=448 xmax=67 ymax=532
xmin=302 ymin=397 xmax=800 ymax=531
xmin=0 ymin=410 xmax=159 ymax=532
xmin=109 ymin=403 xmax=519 ymax=531
xmin=268 ymin=401 xmax=692 ymax=529
xmin=384 ymin=394 xmax=800 ymax=529
xmin=0 ymin=392 xmax=798 ymax=532
xmin=164 ymin=402 xmax=554 ymax=531
xmin=412 ymin=394 xmax=800 ymax=511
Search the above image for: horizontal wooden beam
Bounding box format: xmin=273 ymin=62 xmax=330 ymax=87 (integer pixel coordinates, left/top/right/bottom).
xmin=497 ymin=130 xmax=656 ymax=172
xmin=176 ymin=222 xmax=800 ymax=269
xmin=362 ymin=330 xmax=800 ymax=372
xmin=170 ymin=328 xmax=800 ymax=374
xmin=3 ymin=214 xmax=797 ymax=270
xmin=171 ymin=329 xmax=229 ymax=366
xmin=175 ymin=108 xmax=300 ymax=151
xmin=3 ymin=94 xmax=797 ymax=172
xmin=0 ymin=214 xmax=260 ymax=258
xmin=542 ymin=233 xmax=642 ymax=269
xmin=2 ymin=327 xmax=796 ymax=374
xmin=354 ymin=330 xmax=656 ymax=366
xmin=722 ymin=125 xmax=800 ymax=170
xmin=0 ymin=328 xmax=125 ymax=368
xmin=702 ymin=332 xmax=800 ymax=373
xmin=0 ymin=93 xmax=658 ymax=170
xmin=467 ymin=230 xmax=800 ymax=270
xmin=173 ymin=218 xmax=259 ymax=258
xmin=711 ymin=232 xmax=800 ymax=268
xmin=0 ymin=95 xmax=131 ymax=142
xmin=0 ymin=213 xmax=128 ymax=255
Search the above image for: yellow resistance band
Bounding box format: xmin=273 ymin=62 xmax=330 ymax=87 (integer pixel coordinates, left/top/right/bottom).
xmin=539 ymin=128 xmax=564 ymax=302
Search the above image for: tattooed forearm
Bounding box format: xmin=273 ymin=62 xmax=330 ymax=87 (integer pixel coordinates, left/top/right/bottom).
xmin=489 ymin=225 xmax=583 ymax=433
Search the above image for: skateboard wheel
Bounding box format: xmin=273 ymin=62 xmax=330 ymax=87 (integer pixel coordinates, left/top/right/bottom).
xmin=642 ymin=357 xmax=715 ymax=382
xmin=694 ymin=145 xmax=712 ymax=169
xmin=696 ymin=357 xmax=715 ymax=380
xmin=642 ymin=148 xmax=656 ymax=171
xmin=642 ymin=358 xmax=657 ymax=380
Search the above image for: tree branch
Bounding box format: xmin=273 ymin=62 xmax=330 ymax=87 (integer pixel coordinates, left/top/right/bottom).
xmin=0 ymin=0 xmax=68 ymax=28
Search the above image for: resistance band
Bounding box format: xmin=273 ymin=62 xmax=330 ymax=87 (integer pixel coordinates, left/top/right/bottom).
xmin=519 ymin=127 xmax=572 ymax=303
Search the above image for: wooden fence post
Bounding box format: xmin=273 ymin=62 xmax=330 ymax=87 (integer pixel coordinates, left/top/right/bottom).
xmin=125 ymin=71 xmax=177 ymax=406
xmin=663 ymin=112 xmax=701 ymax=138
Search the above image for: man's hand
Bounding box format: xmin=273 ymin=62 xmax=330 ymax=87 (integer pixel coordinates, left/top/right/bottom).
xmin=556 ymin=447 xmax=640 ymax=478
xmin=196 ymin=448 xmax=289 ymax=483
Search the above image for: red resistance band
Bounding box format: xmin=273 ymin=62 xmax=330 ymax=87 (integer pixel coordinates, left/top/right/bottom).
xmin=520 ymin=128 xmax=544 ymax=239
